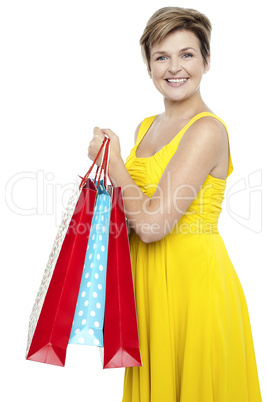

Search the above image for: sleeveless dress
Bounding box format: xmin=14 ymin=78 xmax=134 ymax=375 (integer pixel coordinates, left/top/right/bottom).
xmin=122 ymin=112 xmax=262 ymax=402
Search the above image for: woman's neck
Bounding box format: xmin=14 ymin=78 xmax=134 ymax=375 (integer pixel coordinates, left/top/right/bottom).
xmin=163 ymin=91 xmax=210 ymax=122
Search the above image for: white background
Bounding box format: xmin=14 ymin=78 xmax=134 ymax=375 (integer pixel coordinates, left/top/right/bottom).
xmin=1 ymin=0 xmax=266 ymax=401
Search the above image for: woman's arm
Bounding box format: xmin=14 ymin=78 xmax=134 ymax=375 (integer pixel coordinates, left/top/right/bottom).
xmin=89 ymin=117 xmax=227 ymax=243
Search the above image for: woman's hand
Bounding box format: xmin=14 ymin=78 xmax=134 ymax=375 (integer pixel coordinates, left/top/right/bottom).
xmin=88 ymin=127 xmax=122 ymax=168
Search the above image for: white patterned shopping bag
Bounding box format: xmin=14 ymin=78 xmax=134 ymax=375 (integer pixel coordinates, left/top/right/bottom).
xmin=25 ymin=178 xmax=82 ymax=358
xmin=68 ymin=178 xmax=111 ymax=347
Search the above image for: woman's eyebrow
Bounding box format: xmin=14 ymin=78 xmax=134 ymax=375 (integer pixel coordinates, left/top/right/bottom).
xmin=152 ymin=47 xmax=197 ymax=57
xmin=152 ymin=51 xmax=167 ymax=57
xmin=180 ymin=47 xmax=197 ymax=52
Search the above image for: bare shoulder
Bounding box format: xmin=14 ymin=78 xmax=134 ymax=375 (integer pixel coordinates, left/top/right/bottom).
xmin=173 ymin=114 xmax=229 ymax=179
xmin=182 ymin=115 xmax=229 ymax=149
xmin=133 ymin=121 xmax=142 ymax=145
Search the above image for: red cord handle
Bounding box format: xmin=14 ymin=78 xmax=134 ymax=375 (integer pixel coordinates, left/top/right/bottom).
xmin=94 ymin=137 xmax=110 ymax=190
xmin=102 ymin=137 xmax=111 ymax=188
xmin=79 ymin=137 xmax=111 ymax=190
xmin=79 ymin=137 xmax=108 ymax=190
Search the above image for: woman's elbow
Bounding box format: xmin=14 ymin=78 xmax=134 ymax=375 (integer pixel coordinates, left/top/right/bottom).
xmin=136 ymin=217 xmax=180 ymax=243
xmin=140 ymin=233 xmax=162 ymax=243
xmin=137 ymin=222 xmax=164 ymax=244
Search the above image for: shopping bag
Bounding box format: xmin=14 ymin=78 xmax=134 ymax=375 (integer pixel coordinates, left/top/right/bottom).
xmin=25 ymin=180 xmax=82 ymax=362
xmin=69 ymin=176 xmax=112 ymax=347
xmin=102 ymin=148 xmax=142 ymax=369
xmin=26 ymin=138 xmax=108 ymax=366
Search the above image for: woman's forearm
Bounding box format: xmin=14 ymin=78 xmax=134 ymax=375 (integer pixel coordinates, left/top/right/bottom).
xmin=109 ymin=156 xmax=156 ymax=241
xmin=90 ymin=127 xmax=169 ymax=242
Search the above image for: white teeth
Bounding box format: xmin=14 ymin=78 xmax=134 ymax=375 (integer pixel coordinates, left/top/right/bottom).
xmin=167 ymin=78 xmax=187 ymax=83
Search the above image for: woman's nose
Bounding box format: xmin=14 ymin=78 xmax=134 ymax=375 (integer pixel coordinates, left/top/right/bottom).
xmin=168 ymin=58 xmax=181 ymax=75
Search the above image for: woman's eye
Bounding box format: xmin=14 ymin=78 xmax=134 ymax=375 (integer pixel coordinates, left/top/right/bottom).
xmin=157 ymin=56 xmax=167 ymax=61
xmin=182 ymin=53 xmax=193 ymax=59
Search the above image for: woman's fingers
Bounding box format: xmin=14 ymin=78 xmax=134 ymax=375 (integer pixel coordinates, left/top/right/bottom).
xmin=101 ymin=128 xmax=121 ymax=159
xmin=88 ymin=127 xmax=105 ymax=164
xmin=101 ymin=128 xmax=116 ymax=138
xmin=93 ymin=126 xmax=106 ymax=142
xmin=88 ymin=126 xmax=122 ymax=167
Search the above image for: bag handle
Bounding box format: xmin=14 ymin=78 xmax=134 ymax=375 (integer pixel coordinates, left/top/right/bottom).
xmin=79 ymin=137 xmax=109 ymax=190
xmin=101 ymin=138 xmax=112 ymax=188
xmin=94 ymin=137 xmax=110 ymax=190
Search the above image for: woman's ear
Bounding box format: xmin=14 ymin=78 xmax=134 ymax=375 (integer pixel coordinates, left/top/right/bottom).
xmin=204 ymin=55 xmax=211 ymax=74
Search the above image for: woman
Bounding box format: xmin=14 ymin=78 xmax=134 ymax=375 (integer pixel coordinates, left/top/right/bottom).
xmin=88 ymin=7 xmax=262 ymax=402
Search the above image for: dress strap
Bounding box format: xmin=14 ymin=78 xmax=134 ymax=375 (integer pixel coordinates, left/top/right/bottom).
xmin=135 ymin=115 xmax=157 ymax=146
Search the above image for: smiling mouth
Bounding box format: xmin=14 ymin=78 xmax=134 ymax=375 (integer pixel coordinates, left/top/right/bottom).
xmin=166 ymin=78 xmax=188 ymax=83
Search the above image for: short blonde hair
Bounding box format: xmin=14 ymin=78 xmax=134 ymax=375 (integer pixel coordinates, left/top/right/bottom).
xmin=140 ymin=7 xmax=212 ymax=71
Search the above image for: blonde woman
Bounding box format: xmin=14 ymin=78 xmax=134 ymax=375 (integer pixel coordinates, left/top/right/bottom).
xmin=88 ymin=7 xmax=262 ymax=402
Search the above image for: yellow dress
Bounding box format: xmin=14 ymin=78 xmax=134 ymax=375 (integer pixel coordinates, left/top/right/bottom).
xmin=122 ymin=112 xmax=262 ymax=402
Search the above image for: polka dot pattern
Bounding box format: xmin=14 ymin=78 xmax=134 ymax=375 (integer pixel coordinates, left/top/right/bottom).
xmin=69 ymin=180 xmax=111 ymax=347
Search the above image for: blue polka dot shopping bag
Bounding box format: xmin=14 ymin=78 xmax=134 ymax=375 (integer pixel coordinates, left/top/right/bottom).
xmin=69 ymin=178 xmax=111 ymax=347
xmin=25 ymin=138 xmax=109 ymax=367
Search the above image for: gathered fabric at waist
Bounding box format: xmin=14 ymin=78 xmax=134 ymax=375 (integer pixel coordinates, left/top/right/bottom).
xmin=169 ymin=214 xmax=219 ymax=235
xmin=128 ymin=218 xmax=219 ymax=245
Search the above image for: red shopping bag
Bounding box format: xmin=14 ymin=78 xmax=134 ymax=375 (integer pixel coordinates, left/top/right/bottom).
xmin=26 ymin=138 xmax=108 ymax=367
xmin=103 ymin=146 xmax=142 ymax=369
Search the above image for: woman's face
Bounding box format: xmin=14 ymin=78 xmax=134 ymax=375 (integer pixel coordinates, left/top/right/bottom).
xmin=149 ymin=29 xmax=210 ymax=103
